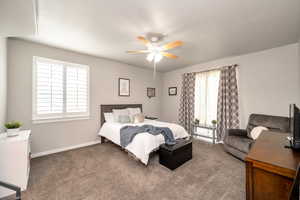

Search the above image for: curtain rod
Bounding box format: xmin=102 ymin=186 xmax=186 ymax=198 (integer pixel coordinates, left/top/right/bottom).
xmin=193 ymin=64 xmax=239 ymax=74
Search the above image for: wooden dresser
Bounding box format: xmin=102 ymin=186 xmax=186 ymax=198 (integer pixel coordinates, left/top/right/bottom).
xmin=246 ymin=131 xmax=300 ymax=200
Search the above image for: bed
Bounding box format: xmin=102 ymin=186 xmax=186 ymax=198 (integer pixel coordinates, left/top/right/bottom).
xmin=98 ymin=104 xmax=189 ymax=165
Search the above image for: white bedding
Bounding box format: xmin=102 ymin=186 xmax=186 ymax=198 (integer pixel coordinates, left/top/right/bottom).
xmin=98 ymin=119 xmax=189 ymax=164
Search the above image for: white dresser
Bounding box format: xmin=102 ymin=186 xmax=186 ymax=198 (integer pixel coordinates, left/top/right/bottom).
xmin=0 ymin=130 xmax=31 ymax=198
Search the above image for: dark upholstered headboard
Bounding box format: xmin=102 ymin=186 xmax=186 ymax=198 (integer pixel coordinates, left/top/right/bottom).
xmin=100 ymin=104 xmax=143 ymax=126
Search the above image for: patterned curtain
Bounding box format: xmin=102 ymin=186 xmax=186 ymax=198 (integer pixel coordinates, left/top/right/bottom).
xmin=217 ymin=65 xmax=240 ymax=141
xmin=178 ymin=73 xmax=196 ymax=134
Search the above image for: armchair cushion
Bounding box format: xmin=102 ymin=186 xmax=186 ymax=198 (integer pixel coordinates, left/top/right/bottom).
xmin=227 ymin=129 xmax=248 ymax=137
xmin=224 ymin=135 xmax=254 ymax=153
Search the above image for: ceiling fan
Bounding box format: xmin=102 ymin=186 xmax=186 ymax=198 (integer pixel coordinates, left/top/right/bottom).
xmin=126 ymin=33 xmax=183 ymax=64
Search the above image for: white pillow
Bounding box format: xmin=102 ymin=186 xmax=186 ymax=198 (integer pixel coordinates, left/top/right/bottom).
xmin=127 ymin=108 xmax=141 ymax=122
xmin=250 ymin=126 xmax=268 ymax=140
xmin=112 ymin=109 xmax=129 ymax=122
xmin=104 ymin=113 xmax=114 ymax=123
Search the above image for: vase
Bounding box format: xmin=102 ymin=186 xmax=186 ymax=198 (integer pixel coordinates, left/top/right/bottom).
xmin=6 ymin=128 xmax=20 ymax=137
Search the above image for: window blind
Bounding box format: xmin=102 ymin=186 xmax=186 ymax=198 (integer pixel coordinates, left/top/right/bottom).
xmin=33 ymin=57 xmax=89 ymax=122
xmin=194 ymin=70 xmax=220 ymax=125
xmin=194 ymin=70 xmax=220 ymax=139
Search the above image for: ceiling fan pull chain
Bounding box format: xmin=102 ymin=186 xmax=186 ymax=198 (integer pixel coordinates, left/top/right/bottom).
xmin=153 ymin=61 xmax=156 ymax=79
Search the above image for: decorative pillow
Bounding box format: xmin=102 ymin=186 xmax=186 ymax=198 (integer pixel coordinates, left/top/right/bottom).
xmin=133 ymin=113 xmax=145 ymax=123
xmin=104 ymin=112 xmax=114 ymax=123
xmin=118 ymin=115 xmax=131 ymax=123
xmin=112 ymin=109 xmax=129 ymax=122
xmin=127 ymin=108 xmax=142 ymax=122
xmin=250 ymin=126 xmax=269 ymax=140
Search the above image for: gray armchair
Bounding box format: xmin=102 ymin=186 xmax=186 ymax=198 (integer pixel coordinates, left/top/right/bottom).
xmin=223 ymin=114 xmax=290 ymax=160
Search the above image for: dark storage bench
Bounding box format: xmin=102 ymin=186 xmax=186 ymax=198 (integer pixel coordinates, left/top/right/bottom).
xmin=159 ymin=138 xmax=192 ymax=170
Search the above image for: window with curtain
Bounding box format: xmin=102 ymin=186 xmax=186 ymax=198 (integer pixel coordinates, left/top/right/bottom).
xmin=194 ymin=70 xmax=220 ymax=138
xmin=32 ymin=57 xmax=89 ymax=122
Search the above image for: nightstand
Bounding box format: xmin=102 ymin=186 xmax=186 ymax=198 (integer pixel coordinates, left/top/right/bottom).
xmin=145 ymin=116 xmax=158 ymax=120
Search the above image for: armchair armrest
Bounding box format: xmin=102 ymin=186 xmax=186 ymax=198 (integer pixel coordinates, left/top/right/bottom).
xmin=227 ymin=129 xmax=248 ymax=137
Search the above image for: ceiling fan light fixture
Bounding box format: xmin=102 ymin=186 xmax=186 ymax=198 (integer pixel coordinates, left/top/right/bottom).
xmin=127 ymin=35 xmax=182 ymax=67
xmin=151 ymin=36 xmax=158 ymax=42
xmin=154 ymin=53 xmax=163 ymax=63
xmin=147 ymin=53 xmax=155 ymax=62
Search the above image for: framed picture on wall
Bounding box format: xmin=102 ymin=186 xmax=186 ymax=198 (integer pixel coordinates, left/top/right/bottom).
xmin=168 ymin=87 xmax=177 ymax=96
xmin=147 ymin=88 xmax=155 ymax=98
xmin=119 ymin=78 xmax=130 ymax=96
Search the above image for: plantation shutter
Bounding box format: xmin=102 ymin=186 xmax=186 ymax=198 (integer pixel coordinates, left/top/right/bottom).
xmin=33 ymin=57 xmax=89 ymax=122
xmin=66 ymin=66 xmax=88 ymax=113
xmin=36 ymin=59 xmax=64 ymax=115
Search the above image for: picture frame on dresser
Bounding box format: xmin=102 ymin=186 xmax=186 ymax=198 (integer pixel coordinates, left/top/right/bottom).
xmin=118 ymin=78 xmax=130 ymax=96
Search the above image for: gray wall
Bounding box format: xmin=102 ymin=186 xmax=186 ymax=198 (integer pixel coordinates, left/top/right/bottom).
xmin=0 ymin=38 xmax=7 ymax=132
xmin=7 ymin=38 xmax=300 ymax=154
xmin=299 ymin=40 xmax=300 ymax=86
xmin=161 ymin=43 xmax=300 ymax=128
xmin=7 ymin=39 xmax=162 ymax=154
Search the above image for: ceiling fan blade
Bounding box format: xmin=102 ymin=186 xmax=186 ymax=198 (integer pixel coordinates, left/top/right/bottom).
xmin=137 ymin=36 xmax=151 ymax=46
xmin=126 ymin=50 xmax=149 ymax=54
xmin=161 ymin=52 xmax=178 ymax=59
xmin=162 ymin=40 xmax=183 ymax=50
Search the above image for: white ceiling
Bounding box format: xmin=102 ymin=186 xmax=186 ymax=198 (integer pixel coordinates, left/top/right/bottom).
xmin=0 ymin=0 xmax=37 ymax=37
xmin=21 ymin=0 xmax=300 ymax=72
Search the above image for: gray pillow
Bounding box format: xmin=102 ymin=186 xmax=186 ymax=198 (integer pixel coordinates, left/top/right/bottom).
xmin=118 ymin=115 xmax=131 ymax=123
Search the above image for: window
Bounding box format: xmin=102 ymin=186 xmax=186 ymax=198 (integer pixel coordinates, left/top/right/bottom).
xmin=194 ymin=70 xmax=220 ymax=125
xmin=33 ymin=57 xmax=89 ymax=122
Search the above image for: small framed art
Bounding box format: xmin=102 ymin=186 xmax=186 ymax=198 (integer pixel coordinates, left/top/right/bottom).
xmin=147 ymin=88 xmax=155 ymax=98
xmin=119 ymin=78 xmax=130 ymax=96
xmin=168 ymin=87 xmax=177 ymax=96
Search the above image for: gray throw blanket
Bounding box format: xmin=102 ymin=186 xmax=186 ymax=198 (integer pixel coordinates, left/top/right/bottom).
xmin=120 ymin=125 xmax=176 ymax=148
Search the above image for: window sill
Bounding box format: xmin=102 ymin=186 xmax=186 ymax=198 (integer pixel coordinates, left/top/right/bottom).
xmin=32 ymin=116 xmax=90 ymax=124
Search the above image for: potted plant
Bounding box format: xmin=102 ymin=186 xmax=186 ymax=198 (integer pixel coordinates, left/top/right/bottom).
xmin=5 ymin=121 xmax=22 ymax=137
xmin=194 ymin=118 xmax=200 ymax=125
xmin=211 ymin=120 xmax=217 ymax=127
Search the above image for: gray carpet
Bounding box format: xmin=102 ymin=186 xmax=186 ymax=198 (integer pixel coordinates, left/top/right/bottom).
xmin=3 ymin=139 xmax=245 ymax=200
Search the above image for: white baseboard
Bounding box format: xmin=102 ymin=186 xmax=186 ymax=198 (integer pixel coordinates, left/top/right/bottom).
xmin=31 ymin=140 xmax=101 ymax=158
